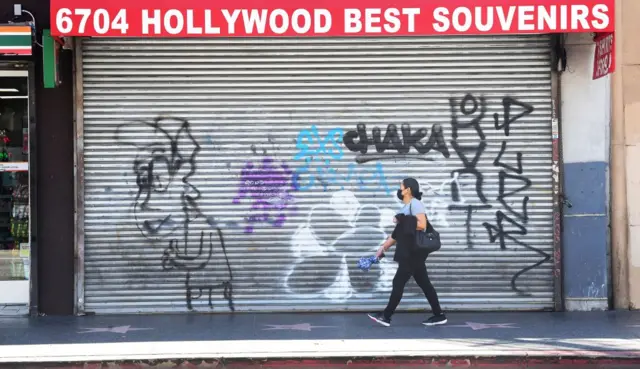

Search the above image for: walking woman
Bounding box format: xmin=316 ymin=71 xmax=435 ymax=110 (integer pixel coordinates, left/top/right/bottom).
xmin=368 ymin=178 xmax=447 ymax=327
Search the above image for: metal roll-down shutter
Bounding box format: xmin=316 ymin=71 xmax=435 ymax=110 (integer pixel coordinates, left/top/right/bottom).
xmin=79 ymin=35 xmax=554 ymax=314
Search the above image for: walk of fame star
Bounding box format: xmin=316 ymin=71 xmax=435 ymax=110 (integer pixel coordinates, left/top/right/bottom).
xmin=445 ymin=322 xmax=518 ymax=330
xmin=262 ymin=323 xmax=337 ymax=331
xmin=77 ymin=325 xmax=153 ymax=334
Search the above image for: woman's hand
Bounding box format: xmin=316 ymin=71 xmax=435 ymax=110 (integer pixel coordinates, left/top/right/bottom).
xmin=377 ymin=236 xmax=396 ymax=259
xmin=393 ymin=216 xmax=398 ymax=224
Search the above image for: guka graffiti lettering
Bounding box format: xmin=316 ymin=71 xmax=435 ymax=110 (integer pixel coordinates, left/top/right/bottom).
xmin=292 ymin=125 xmax=392 ymax=194
xmin=233 ymin=157 xmax=296 ymax=234
xmin=343 ymin=123 xmax=450 ymax=163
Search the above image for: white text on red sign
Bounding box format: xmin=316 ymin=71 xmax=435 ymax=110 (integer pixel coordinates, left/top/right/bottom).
xmin=51 ymin=3 xmax=614 ymax=37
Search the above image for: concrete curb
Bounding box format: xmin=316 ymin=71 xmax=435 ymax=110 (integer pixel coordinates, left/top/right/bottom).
xmin=1 ymin=339 xmax=640 ymax=364
xmin=4 ymin=357 xmax=640 ymax=369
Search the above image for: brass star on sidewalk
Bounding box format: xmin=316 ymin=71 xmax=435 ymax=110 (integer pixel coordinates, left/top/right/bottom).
xmin=262 ymin=323 xmax=337 ymax=331
xmin=446 ymin=322 xmax=518 ymax=330
xmin=78 ymin=325 xmax=153 ymax=334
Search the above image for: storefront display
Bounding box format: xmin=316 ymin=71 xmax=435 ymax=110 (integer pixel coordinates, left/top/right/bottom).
xmin=0 ymin=70 xmax=30 ymax=304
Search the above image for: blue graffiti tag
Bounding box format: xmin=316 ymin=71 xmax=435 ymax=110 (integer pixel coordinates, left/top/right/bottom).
xmin=294 ymin=125 xmax=344 ymax=161
xmin=292 ymin=125 xmax=391 ymax=195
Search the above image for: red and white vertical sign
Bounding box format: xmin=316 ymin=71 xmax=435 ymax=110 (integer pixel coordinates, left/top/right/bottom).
xmin=593 ymin=31 xmax=615 ymax=79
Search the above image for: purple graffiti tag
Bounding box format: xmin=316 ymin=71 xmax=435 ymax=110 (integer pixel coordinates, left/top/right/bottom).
xmin=233 ymin=157 xmax=296 ymax=233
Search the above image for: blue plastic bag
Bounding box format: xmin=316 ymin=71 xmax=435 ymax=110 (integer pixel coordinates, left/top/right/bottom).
xmin=357 ymin=255 xmax=382 ymax=272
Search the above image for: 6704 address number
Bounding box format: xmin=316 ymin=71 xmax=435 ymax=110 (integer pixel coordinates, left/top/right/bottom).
xmin=55 ymin=8 xmax=129 ymax=35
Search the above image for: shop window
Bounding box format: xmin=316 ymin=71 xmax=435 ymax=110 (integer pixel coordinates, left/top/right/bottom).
xmin=0 ymin=73 xmax=30 ymax=296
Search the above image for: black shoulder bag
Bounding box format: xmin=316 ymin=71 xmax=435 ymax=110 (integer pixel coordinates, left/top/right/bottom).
xmin=410 ymin=203 xmax=441 ymax=254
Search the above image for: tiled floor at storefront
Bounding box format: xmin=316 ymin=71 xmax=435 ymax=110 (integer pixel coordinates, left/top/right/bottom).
xmin=0 ymin=304 xmax=27 ymax=316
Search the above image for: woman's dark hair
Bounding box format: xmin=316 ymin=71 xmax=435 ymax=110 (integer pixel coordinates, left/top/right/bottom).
xmin=402 ymin=177 xmax=423 ymax=200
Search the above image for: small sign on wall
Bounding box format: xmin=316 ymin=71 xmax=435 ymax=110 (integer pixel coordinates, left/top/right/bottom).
xmin=593 ymin=32 xmax=615 ymax=80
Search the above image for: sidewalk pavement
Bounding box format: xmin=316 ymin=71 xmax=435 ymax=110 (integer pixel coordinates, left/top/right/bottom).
xmin=0 ymin=311 xmax=639 ymax=366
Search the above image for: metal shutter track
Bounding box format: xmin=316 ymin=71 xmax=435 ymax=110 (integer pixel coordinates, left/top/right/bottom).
xmin=80 ymin=36 xmax=554 ymax=314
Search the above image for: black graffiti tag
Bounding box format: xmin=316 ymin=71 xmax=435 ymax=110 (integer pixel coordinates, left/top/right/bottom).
xmin=478 ymin=99 xmax=551 ymax=295
xmin=448 ymin=94 xmax=491 ymax=249
xmin=493 ymin=97 xmax=535 ymax=137
xmin=162 ymin=228 xmax=235 ymax=311
xmin=343 ymin=123 xmax=449 ymax=163
xmin=116 ymin=117 xmax=235 ymax=311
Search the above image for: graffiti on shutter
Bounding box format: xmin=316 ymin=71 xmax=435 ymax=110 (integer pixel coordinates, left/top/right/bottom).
xmin=109 ymin=92 xmax=551 ymax=311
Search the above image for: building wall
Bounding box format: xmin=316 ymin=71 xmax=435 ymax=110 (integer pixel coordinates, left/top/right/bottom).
xmin=2 ymin=0 xmax=623 ymax=315
xmin=1 ymin=1 xmax=75 ymax=315
xmin=561 ymin=33 xmax=611 ymax=311
xmin=612 ymin=0 xmax=640 ymax=310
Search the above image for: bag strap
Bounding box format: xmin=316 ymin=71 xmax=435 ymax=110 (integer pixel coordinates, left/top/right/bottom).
xmin=425 ymin=221 xmax=435 ymax=233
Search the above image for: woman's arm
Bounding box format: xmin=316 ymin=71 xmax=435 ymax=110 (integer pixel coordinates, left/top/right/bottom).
xmin=416 ymin=213 xmax=427 ymax=231
xmin=412 ymin=200 xmax=428 ymax=231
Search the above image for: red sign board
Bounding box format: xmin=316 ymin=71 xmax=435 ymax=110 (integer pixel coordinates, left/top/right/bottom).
xmin=50 ymin=0 xmax=615 ymax=37
xmin=593 ymin=32 xmax=615 ymax=79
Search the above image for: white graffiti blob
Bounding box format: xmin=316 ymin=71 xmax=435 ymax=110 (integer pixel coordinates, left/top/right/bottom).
xmin=289 ymin=223 xmax=325 ymax=259
xmin=378 ymin=208 xmax=396 ymax=229
xmin=284 ymin=190 xmax=395 ymax=303
xmin=421 ymin=173 xmax=465 ymax=229
xmin=323 ymin=259 xmax=352 ymax=302
xmin=329 ymin=190 xmax=360 ymax=226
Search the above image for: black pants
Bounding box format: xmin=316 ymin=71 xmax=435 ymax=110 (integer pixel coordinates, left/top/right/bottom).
xmin=383 ymin=258 xmax=443 ymax=319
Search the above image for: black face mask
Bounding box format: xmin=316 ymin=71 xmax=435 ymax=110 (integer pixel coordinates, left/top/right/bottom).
xmin=397 ymin=189 xmax=404 ymax=200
